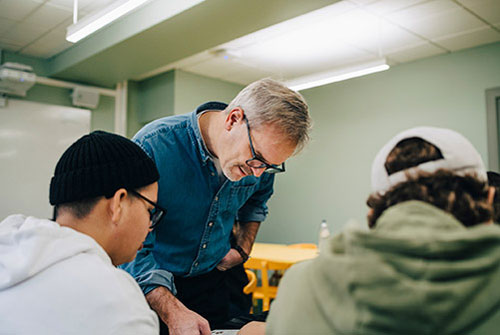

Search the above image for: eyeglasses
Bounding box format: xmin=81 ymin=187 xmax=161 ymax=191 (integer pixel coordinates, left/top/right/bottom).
xmin=129 ymin=190 xmax=166 ymax=229
xmin=243 ymin=116 xmax=286 ymax=174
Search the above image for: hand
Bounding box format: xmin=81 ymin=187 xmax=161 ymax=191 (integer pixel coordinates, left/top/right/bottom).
xmin=216 ymin=248 xmax=243 ymax=271
xmin=165 ymin=306 xmax=211 ymax=335
xmin=146 ymin=287 xmax=211 ymax=335
xmin=238 ymin=321 xmax=266 ymax=335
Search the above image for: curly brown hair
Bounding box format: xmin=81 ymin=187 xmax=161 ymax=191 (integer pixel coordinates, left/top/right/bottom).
xmin=367 ymin=170 xmax=493 ymax=228
xmin=367 ymin=138 xmax=493 ymax=228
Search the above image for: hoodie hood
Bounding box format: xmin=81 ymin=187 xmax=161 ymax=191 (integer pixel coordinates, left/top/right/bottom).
xmin=269 ymin=201 xmax=500 ymax=335
xmin=0 ymin=214 xmax=110 ymax=290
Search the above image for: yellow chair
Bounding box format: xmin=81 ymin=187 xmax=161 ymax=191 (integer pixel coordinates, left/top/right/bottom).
xmin=245 ymin=260 xmax=289 ymax=311
xmin=243 ymin=269 xmax=257 ymax=295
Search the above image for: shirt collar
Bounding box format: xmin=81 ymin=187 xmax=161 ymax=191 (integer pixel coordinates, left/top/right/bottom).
xmin=189 ymin=101 xmax=228 ymax=165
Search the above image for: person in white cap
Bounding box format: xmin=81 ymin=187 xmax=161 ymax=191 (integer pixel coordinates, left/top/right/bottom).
xmin=242 ymin=126 xmax=500 ymax=335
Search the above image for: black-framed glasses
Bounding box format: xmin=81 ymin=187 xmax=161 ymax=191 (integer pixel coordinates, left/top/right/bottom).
xmin=243 ymin=116 xmax=286 ymax=174
xmin=129 ymin=190 xmax=166 ymax=229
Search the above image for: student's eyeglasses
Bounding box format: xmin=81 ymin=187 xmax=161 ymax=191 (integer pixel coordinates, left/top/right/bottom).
xmin=129 ymin=190 xmax=166 ymax=229
xmin=243 ymin=115 xmax=286 ymax=174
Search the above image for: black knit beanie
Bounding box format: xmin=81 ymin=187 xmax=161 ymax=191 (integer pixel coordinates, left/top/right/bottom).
xmin=49 ymin=130 xmax=159 ymax=205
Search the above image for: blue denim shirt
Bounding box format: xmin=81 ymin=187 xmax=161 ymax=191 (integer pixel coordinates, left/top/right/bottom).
xmin=120 ymin=102 xmax=275 ymax=295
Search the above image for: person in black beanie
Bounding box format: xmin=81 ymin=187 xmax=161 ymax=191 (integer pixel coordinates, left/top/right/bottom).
xmin=0 ymin=130 xmax=161 ymax=334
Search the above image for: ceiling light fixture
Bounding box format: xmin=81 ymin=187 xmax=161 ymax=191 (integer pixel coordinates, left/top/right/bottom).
xmin=286 ymin=59 xmax=390 ymax=91
xmin=66 ymin=0 xmax=153 ymax=43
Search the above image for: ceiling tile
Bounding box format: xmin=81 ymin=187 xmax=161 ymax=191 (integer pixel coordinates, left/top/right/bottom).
xmin=318 ymin=9 xmax=425 ymax=54
xmin=19 ymin=48 xmax=52 ymax=59
xmin=80 ymin=0 xmax=117 ymax=14
xmin=182 ymin=57 xmax=238 ymax=79
xmin=52 ymin=17 xmax=73 ymax=34
xmin=183 ymin=57 xmax=274 ymax=85
xmin=366 ymin=0 xmax=429 ymax=15
xmin=22 ymin=29 xmax=72 ymax=58
xmin=433 ymin=26 xmax=500 ymax=51
xmin=387 ymin=0 xmax=487 ymax=40
xmin=219 ymin=1 xmax=356 ymax=51
xmin=386 ymin=0 xmax=454 ymax=20
xmin=386 ymin=42 xmax=446 ymax=62
xmin=226 ymin=68 xmax=276 ymax=86
xmin=456 ymin=0 xmax=500 ymax=25
xmin=24 ymin=2 xmax=72 ymax=30
xmin=47 ymin=0 xmax=74 ymax=11
xmin=2 ymin=25 xmax=44 ymax=46
xmin=0 ymin=17 xmax=16 ymax=35
xmin=349 ymin=0 xmax=379 ymax=5
xmin=49 ymin=0 xmax=79 ymax=11
xmin=49 ymin=0 xmax=113 ymax=17
xmin=0 ymin=35 xmax=23 ymax=47
xmin=236 ymin=33 xmax=374 ymax=78
xmin=0 ymin=0 xmax=42 ymax=21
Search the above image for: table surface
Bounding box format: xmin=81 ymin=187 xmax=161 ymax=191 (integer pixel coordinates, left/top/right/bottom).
xmin=246 ymin=242 xmax=318 ymax=268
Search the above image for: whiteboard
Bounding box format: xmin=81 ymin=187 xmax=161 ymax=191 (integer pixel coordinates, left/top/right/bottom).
xmin=0 ymin=99 xmax=91 ymax=219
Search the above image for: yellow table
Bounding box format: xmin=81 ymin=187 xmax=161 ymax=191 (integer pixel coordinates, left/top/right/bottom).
xmin=245 ymin=242 xmax=318 ymax=269
xmin=244 ymin=243 xmax=318 ymax=311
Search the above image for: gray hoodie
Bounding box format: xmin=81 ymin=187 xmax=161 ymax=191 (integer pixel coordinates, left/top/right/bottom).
xmin=266 ymin=201 xmax=500 ymax=335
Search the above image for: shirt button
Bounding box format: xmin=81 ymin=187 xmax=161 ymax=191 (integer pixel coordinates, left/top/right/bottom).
xmin=214 ymin=196 xmax=218 ymax=201
xmin=211 ymin=172 xmax=215 ymax=176
xmin=208 ymin=222 xmax=214 ymax=227
xmin=202 ymin=243 xmax=207 ymax=249
xmin=194 ymin=262 xmax=199 ymax=267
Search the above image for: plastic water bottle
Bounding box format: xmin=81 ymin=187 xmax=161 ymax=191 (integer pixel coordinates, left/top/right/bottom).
xmin=318 ymin=219 xmax=330 ymax=252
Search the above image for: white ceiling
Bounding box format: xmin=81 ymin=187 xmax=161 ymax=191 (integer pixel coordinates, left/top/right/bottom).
xmin=0 ymin=0 xmax=115 ymax=58
xmin=1 ymin=0 xmax=499 ymax=85
xmin=141 ymin=0 xmax=500 ymax=85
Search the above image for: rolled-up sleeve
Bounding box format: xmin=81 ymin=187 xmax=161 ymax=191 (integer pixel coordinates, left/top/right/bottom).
xmin=237 ymin=173 xmax=275 ymax=223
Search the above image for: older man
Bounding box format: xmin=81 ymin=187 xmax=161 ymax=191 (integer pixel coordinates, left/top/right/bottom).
xmin=121 ymin=78 xmax=311 ymax=334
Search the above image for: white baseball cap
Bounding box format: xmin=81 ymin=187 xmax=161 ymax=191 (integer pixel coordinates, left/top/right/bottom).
xmin=371 ymin=126 xmax=487 ymax=194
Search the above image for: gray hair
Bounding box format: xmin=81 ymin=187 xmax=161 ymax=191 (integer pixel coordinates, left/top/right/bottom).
xmin=226 ymin=78 xmax=311 ymax=154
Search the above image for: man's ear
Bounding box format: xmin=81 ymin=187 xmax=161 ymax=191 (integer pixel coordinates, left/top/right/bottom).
xmin=109 ymin=188 xmax=128 ymax=224
xmin=487 ymin=186 xmax=496 ymax=205
xmin=224 ymin=107 xmax=244 ymax=131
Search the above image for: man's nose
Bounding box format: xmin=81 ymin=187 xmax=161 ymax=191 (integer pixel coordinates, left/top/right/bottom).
xmin=251 ymin=167 xmax=266 ymax=177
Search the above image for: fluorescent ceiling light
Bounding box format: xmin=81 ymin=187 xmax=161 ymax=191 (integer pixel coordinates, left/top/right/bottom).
xmin=66 ymin=0 xmax=153 ymax=43
xmin=286 ymin=59 xmax=390 ymax=91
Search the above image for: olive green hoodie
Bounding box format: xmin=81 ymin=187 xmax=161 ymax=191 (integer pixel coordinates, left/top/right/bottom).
xmin=266 ymin=201 xmax=500 ymax=335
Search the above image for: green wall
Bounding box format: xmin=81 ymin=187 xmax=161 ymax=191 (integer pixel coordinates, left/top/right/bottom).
xmin=173 ymin=70 xmax=244 ymax=114
xmin=258 ymin=41 xmax=500 ymax=245
xmin=136 ymin=70 xmax=176 ymax=124
xmin=127 ymin=69 xmax=243 ymax=137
